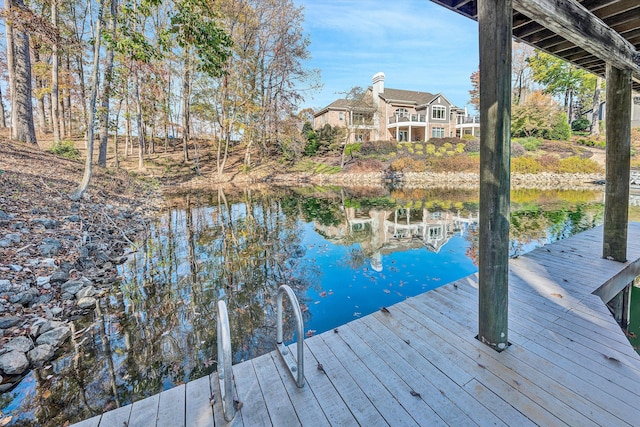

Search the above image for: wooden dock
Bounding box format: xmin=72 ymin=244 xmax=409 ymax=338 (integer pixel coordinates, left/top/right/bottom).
xmin=73 ymin=223 xmax=640 ymax=427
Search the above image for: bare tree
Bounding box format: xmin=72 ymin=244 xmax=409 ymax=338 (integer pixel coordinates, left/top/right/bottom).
xmin=71 ymin=0 xmax=104 ymax=200
xmin=590 ymin=76 xmax=603 ymax=136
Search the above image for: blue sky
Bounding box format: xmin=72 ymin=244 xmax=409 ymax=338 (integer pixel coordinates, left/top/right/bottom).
xmin=294 ymin=0 xmax=480 ymax=113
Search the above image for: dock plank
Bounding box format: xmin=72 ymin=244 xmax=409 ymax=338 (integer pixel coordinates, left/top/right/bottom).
xmin=157 ymin=384 xmax=186 ymax=427
xmin=252 ymin=353 xmax=301 ymax=426
xmin=128 ymin=394 xmax=160 ymax=427
xmin=185 ymin=375 xmax=214 ymax=427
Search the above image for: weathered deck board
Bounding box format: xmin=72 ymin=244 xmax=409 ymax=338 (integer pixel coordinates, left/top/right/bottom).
xmin=72 ymin=223 xmax=640 ymax=427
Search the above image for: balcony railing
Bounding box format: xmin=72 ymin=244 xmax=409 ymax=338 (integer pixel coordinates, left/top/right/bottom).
xmin=457 ymin=115 xmax=480 ymax=125
xmin=388 ymin=114 xmax=426 ymax=124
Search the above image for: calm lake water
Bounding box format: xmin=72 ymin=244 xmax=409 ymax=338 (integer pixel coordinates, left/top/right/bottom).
xmin=2 ymin=185 xmax=632 ymax=426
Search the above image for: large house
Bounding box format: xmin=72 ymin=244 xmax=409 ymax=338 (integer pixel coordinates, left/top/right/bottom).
xmin=313 ymin=72 xmax=480 ymax=143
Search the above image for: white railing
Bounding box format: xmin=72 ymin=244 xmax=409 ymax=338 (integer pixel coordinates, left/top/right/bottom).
xmin=276 ymin=284 xmax=305 ymax=388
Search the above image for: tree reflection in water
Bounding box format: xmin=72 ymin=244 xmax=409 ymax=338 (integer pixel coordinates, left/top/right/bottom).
xmin=0 ymin=186 xmax=606 ymax=426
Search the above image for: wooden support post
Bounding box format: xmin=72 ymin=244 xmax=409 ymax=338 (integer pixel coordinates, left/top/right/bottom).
xmin=608 ymin=283 xmax=632 ymax=329
xmin=603 ymin=64 xmax=632 ymax=262
xmin=477 ymin=0 xmax=511 ymax=351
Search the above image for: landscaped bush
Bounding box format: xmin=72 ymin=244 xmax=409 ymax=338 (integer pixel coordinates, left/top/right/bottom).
xmin=576 ymin=138 xmax=605 ymax=148
xmin=455 ymin=143 xmax=466 ymax=153
xmin=513 ymin=136 xmax=543 ymax=151
xmin=571 ymin=118 xmax=590 ymax=132
xmin=556 ymin=156 xmax=603 ymax=173
xmin=389 ymin=157 xmax=428 ymax=172
xmin=345 ymin=142 xmax=362 ymax=156
xmin=49 ymin=140 xmax=80 ymax=160
xmin=511 ymin=157 xmax=542 ymax=173
xmin=545 ymin=112 xmax=571 ymax=140
xmin=464 ymin=139 xmax=480 ymax=153
xmin=344 ymin=158 xmax=384 ymax=173
xmin=359 ymin=140 xmax=398 ymax=155
xmin=427 ymin=154 xmax=479 ymax=172
xmin=461 ymin=134 xmax=475 ymax=141
xmin=426 ymin=144 xmax=436 ymax=155
xmin=427 ymin=137 xmax=464 ymax=147
xmin=537 ymin=154 xmax=560 ymax=170
xmin=511 ymin=141 xmax=526 ymax=157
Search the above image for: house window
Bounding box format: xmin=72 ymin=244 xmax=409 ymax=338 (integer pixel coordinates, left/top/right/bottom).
xmin=396 ymin=108 xmax=409 ymax=118
xmin=339 ymin=112 xmax=344 ymax=121
xmin=353 ymin=113 xmax=367 ymax=124
xmin=432 ymin=105 xmax=446 ymax=120
xmin=431 ymin=127 xmax=445 ymax=138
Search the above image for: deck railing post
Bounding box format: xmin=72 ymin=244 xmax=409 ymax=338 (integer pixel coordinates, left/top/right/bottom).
xmin=603 ymin=64 xmax=632 ymax=262
xmin=477 ymin=0 xmax=511 ymax=352
xmin=217 ymin=300 xmax=235 ymax=421
xmin=276 ymin=284 xmax=305 ymax=388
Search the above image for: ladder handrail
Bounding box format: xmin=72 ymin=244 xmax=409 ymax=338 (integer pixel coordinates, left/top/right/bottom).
xmin=217 ymin=300 xmax=235 ymax=421
xmin=276 ymin=284 xmax=305 ymax=388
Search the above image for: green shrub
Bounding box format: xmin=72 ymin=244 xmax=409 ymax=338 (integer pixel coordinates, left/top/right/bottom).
xmin=571 ymin=118 xmax=590 ymax=132
xmin=461 ymin=134 xmax=475 ymax=141
xmin=546 ymin=113 xmax=571 ymax=140
xmin=511 ymin=142 xmax=526 ymax=157
xmin=345 ymin=143 xmax=362 ymax=156
xmin=426 ymin=144 xmax=436 ymax=155
xmin=49 ymin=141 xmax=80 ymax=160
xmin=455 ymin=143 xmax=466 ymax=153
xmin=511 ymin=157 xmax=542 ymax=173
xmin=437 ymin=146 xmax=447 ymax=154
xmin=414 ymin=143 xmax=423 ymax=151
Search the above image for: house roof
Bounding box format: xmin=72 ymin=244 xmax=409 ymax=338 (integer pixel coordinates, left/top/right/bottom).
xmin=379 ymin=88 xmax=438 ymax=106
xmin=428 ymin=0 xmax=640 ymax=92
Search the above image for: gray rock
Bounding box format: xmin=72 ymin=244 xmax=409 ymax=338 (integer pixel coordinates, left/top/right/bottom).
xmin=0 ymin=316 xmax=22 ymax=329
xmin=0 ymin=383 xmax=13 ymax=393
xmin=65 ymin=215 xmax=80 ymax=222
xmin=36 ymin=276 xmax=51 ymax=287
xmin=5 ymin=233 xmax=21 ymax=243
xmin=39 ymin=238 xmax=62 ymax=256
xmin=10 ymin=289 xmax=38 ymax=306
xmin=5 ymin=336 xmax=34 ymax=353
xmin=0 ymin=239 xmax=12 ymax=248
xmin=33 ymin=319 xmax=64 ymax=336
xmin=0 ymin=279 xmax=11 ymax=292
xmin=49 ymin=270 xmax=69 ymax=284
xmin=61 ymin=280 xmax=84 ymax=295
xmin=76 ymin=286 xmax=96 ymax=299
xmin=0 ymin=350 xmax=30 ymax=375
xmin=9 ymin=264 xmax=23 ymax=272
xmin=33 ymin=218 xmax=59 ymax=229
xmin=36 ymin=326 xmax=71 ymax=347
xmin=9 ymin=221 xmax=24 ymax=231
xmin=39 ymin=258 xmax=57 ymax=268
xmin=50 ymin=307 xmax=63 ymax=316
xmin=77 ymin=296 xmax=97 ymax=309
xmin=27 ymin=344 xmax=55 ymax=367
xmin=61 ymin=292 xmax=75 ymax=300
xmin=0 ymin=210 xmax=11 ymax=220
xmin=37 ymin=293 xmax=54 ymax=304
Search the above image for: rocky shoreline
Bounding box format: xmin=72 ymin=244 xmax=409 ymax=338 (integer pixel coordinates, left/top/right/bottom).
xmin=0 ymin=142 xmax=160 ymax=394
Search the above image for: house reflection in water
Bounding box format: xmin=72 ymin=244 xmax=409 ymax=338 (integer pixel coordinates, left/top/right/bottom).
xmin=314 ymin=207 xmax=478 ymax=272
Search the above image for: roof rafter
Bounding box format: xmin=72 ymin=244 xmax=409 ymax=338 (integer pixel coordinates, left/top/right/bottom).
xmin=512 ymin=0 xmax=640 ymax=80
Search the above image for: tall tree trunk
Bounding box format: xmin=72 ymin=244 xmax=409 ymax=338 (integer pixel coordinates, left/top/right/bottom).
xmin=65 ymin=54 xmax=72 ymax=136
xmin=71 ymin=0 xmax=104 ymax=201
xmin=0 ymin=86 xmax=6 ymax=127
xmin=51 ymin=0 xmax=61 ymax=143
xmin=590 ymin=76 xmax=602 ymax=137
xmin=113 ymin=99 xmax=122 ymax=169
xmin=134 ymin=72 xmax=144 ymax=169
xmin=182 ymin=50 xmax=191 ymax=162
xmin=6 ymin=0 xmax=37 ymax=144
xmin=33 ymin=47 xmax=47 ymax=132
xmin=98 ymin=0 xmax=117 ymax=167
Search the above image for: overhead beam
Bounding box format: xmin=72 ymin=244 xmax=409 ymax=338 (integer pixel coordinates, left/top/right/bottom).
xmin=512 ymin=0 xmax=640 ymax=81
